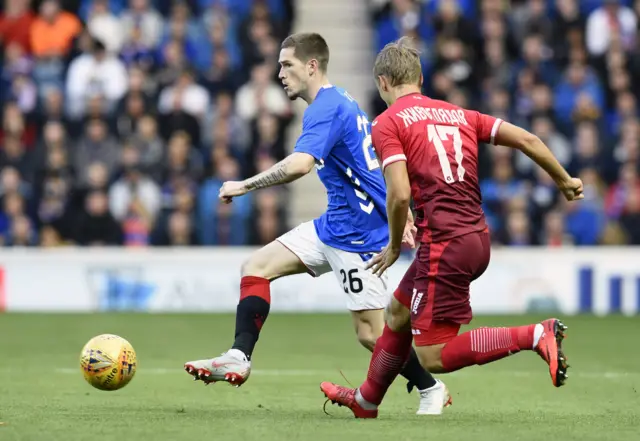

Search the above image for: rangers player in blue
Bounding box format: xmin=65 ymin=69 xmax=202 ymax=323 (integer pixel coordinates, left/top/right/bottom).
xmin=185 ymin=33 xmax=448 ymax=415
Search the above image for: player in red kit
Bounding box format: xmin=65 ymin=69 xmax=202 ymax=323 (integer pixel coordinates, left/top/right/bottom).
xmin=320 ymin=37 xmax=584 ymax=418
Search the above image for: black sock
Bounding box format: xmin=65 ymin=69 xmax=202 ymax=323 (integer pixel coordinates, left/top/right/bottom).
xmin=231 ymin=277 xmax=271 ymax=359
xmin=401 ymin=348 xmax=437 ymax=392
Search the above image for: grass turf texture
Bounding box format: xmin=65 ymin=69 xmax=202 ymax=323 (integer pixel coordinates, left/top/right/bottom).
xmin=0 ymin=313 xmax=637 ymax=441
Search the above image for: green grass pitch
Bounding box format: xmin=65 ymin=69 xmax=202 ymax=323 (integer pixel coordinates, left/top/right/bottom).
xmin=0 ymin=313 xmax=638 ymax=441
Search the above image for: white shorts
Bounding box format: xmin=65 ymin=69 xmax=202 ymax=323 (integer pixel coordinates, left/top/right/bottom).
xmin=277 ymin=221 xmax=389 ymax=311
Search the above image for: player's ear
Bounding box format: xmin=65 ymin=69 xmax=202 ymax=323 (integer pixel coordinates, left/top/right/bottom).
xmin=308 ymin=59 xmax=318 ymax=76
xmin=419 ymin=74 xmax=424 ymax=88
xmin=377 ymin=75 xmax=388 ymax=92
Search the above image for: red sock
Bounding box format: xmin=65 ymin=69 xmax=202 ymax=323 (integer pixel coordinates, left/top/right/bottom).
xmin=441 ymin=325 xmax=535 ymax=373
xmin=359 ymin=325 xmax=413 ymax=405
xmin=232 ymin=276 xmax=271 ymax=357
xmin=239 ymin=276 xmax=271 ymax=302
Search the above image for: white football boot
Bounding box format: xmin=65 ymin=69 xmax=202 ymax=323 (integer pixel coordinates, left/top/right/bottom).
xmin=184 ymin=349 xmax=251 ymax=387
xmin=416 ymin=379 xmax=453 ymax=415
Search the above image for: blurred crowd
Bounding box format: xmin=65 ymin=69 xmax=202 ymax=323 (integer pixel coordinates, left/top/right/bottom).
xmin=370 ymin=0 xmax=640 ymax=246
xmin=3 ymin=0 xmax=640 ymax=249
xmin=0 ymin=0 xmax=295 ymax=247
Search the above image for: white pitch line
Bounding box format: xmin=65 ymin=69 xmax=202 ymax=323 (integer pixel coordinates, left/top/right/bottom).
xmin=53 ymin=368 xmax=326 ymax=376
xmin=47 ymin=368 xmax=639 ymax=379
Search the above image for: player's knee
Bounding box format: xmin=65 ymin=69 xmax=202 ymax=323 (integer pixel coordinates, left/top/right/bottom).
xmin=386 ymin=298 xmax=411 ymax=332
xmin=240 ymin=257 xmax=269 ymax=278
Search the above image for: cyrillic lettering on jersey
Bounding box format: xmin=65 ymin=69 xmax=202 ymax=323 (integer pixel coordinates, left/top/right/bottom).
xmin=396 ymin=106 xmax=468 ymax=129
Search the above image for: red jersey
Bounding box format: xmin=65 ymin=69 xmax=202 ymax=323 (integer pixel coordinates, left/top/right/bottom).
xmin=371 ymin=93 xmax=502 ymax=243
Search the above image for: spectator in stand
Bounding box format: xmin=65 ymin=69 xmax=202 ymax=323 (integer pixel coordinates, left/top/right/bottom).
xmin=30 ymin=0 xmax=81 ymax=94
xmin=0 ymin=166 xmax=30 ymax=201
xmin=120 ymin=0 xmax=164 ymax=53
xmin=65 ymin=38 xmax=128 ymax=119
xmin=39 ymin=224 xmax=64 ymax=246
xmin=2 ymin=0 xmax=638 ymax=249
xmin=202 ymin=46 xmax=241 ymax=95
xmin=74 ymin=190 xmax=123 ymax=246
xmin=1 ymin=100 xmax=36 ymax=149
xmin=499 ymin=202 xmax=533 ymax=246
xmin=235 ymin=63 xmax=290 ymax=121
xmin=87 ymin=0 xmax=124 ymax=54
xmin=151 ymin=182 xmax=195 ymax=246
xmin=6 ymin=214 xmax=37 ymax=246
xmin=198 ymin=156 xmax=251 ymax=245
xmin=0 ymin=0 xmax=35 ymax=54
xmin=74 ymin=118 xmax=119 ymax=186
xmin=1 ymin=134 xmax=33 ymax=183
xmin=245 ymin=112 xmax=286 ymax=177
xmin=164 ymin=211 xmax=197 ymax=246
xmin=0 ymin=191 xmax=27 ymax=244
xmin=163 ymin=130 xmax=204 ymax=183
xmin=202 ymin=91 xmax=249 ymax=157
xmin=481 ymin=158 xmax=528 ymax=234
xmin=541 ymin=210 xmax=574 ymax=246
xmin=586 ymin=0 xmax=637 ymax=57
xmin=130 ymin=115 xmax=165 ymax=181
xmin=510 ymin=0 xmax=553 ymax=44
xmin=554 ymin=61 xmax=605 ymax=128
xmin=619 ymin=186 xmax=640 ymax=243
xmin=605 ymin=162 xmax=640 ymax=219
xmin=552 ymin=0 xmax=584 ymax=66
xmin=0 ymin=0 xmax=298 ymax=248
xmin=158 ymin=68 xmax=209 ymax=121
xmin=108 ymin=155 xmax=161 ymax=226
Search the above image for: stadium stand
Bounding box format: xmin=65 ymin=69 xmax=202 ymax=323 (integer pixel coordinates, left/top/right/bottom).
xmin=369 ymin=0 xmax=640 ymax=246
xmin=0 ymin=0 xmax=295 ymax=246
xmin=0 ymin=0 xmax=639 ymax=247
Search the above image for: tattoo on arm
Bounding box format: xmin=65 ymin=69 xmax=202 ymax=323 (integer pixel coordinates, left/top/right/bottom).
xmin=244 ymin=160 xmax=290 ymax=191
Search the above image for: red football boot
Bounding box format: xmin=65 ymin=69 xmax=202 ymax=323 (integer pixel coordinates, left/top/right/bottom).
xmin=534 ymin=318 xmax=569 ymax=387
xmin=320 ymin=382 xmax=378 ymax=419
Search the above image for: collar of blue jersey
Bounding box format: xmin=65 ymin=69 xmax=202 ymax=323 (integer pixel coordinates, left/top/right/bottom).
xmin=321 ymin=84 xmax=334 ymax=89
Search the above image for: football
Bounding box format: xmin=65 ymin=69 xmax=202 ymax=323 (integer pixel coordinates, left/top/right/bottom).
xmin=79 ymin=334 xmax=137 ymax=391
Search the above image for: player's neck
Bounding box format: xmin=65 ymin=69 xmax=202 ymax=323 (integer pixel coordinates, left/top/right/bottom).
xmin=389 ymin=86 xmax=422 ymax=105
xmin=304 ymin=76 xmax=332 ymax=104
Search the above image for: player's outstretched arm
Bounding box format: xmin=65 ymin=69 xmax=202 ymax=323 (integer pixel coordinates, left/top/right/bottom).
xmin=219 ymin=153 xmax=316 ymax=202
xmin=367 ymin=161 xmax=411 ymax=276
xmin=494 ymin=122 xmax=584 ymax=201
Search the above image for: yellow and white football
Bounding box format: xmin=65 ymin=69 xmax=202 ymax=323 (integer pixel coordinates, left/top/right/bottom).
xmin=79 ymin=334 xmax=137 ymax=391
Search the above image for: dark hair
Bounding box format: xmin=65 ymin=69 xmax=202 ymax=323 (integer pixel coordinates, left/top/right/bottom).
xmin=281 ymin=33 xmax=330 ymax=72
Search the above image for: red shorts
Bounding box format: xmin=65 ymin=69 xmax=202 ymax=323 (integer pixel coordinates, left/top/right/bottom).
xmin=394 ymin=230 xmax=491 ymax=346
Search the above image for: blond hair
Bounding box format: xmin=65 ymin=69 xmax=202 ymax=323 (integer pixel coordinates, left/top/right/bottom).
xmin=373 ymin=37 xmax=422 ymax=87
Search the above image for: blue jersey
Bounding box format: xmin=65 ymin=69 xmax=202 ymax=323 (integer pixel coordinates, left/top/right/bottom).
xmin=294 ymin=85 xmax=388 ymax=253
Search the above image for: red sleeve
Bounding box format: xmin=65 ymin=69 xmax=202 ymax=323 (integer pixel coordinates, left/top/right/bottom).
xmin=467 ymin=110 xmax=503 ymax=145
xmin=371 ymin=114 xmax=406 ymax=172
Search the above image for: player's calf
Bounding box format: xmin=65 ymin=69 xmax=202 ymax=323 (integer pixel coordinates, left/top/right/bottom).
xmin=185 ymin=241 xmax=309 ymax=386
xmin=352 ymin=309 xmax=384 ymax=351
xmin=232 ymin=241 xmax=309 ymax=359
xmin=413 ymin=319 xmax=569 ymax=387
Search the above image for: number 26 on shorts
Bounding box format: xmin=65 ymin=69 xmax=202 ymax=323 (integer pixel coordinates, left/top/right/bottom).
xmin=427 ymin=124 xmax=465 ymax=184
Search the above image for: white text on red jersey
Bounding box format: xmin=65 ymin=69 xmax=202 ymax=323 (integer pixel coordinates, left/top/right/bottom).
xmin=396 ymin=106 xmax=468 ymax=128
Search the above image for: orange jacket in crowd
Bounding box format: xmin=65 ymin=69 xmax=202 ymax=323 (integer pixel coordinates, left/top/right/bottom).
xmin=30 ymin=10 xmax=82 ymax=58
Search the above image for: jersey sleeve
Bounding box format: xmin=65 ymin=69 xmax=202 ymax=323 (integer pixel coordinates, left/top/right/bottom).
xmin=371 ymin=114 xmax=405 ymax=172
xmin=468 ymin=110 xmax=503 ymax=145
xmin=294 ymin=103 xmax=344 ymax=161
